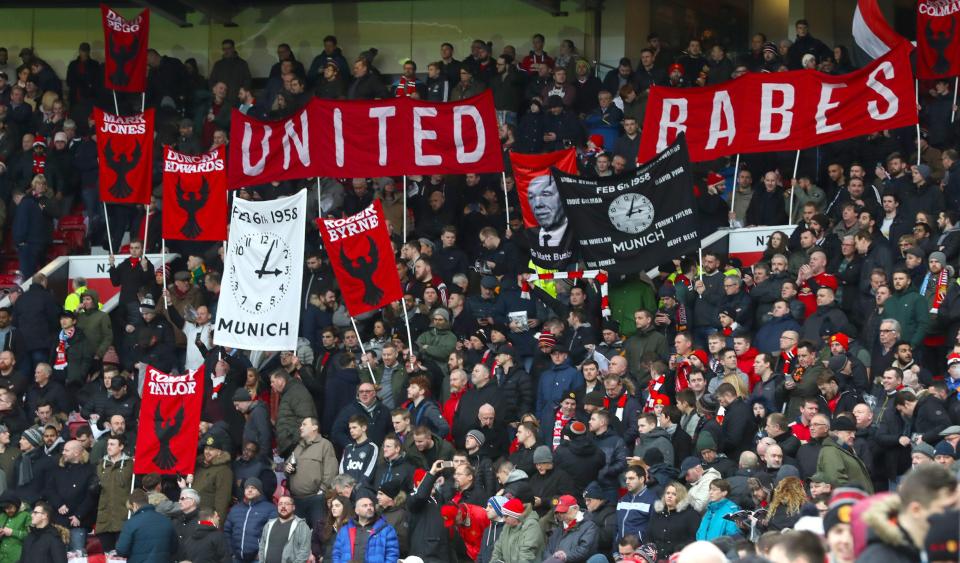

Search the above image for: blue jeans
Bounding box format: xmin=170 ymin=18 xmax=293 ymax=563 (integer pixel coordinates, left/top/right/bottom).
xmin=69 ymin=527 xmax=87 ymax=553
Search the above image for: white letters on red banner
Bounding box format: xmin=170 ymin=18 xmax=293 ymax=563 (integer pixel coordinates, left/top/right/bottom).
xmin=228 ymin=91 xmax=503 ymax=188
xmin=639 ymin=43 xmax=917 ymax=162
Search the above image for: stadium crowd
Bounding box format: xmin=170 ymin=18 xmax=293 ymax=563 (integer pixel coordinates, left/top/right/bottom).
xmin=0 ymin=13 xmax=956 ymax=563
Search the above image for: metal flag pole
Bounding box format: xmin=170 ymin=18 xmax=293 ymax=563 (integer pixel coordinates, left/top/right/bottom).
xmin=952 ymin=77 xmax=959 ymax=123
xmin=316 ymin=178 xmax=322 ymax=218
xmin=730 ymin=154 xmax=740 ymax=217
xmin=399 ymin=297 xmax=416 ymax=368
xmin=141 ymin=92 xmax=145 ymax=113
xmin=402 ymin=176 xmax=408 ymax=243
xmin=788 ymin=150 xmax=801 ymax=225
xmin=502 ymin=172 xmax=511 ymax=231
xmin=142 ymin=203 xmax=150 ymax=251
xmin=112 ymin=90 xmax=120 ymax=115
xmin=698 ymin=246 xmax=704 ymax=282
xmin=916 ymin=79 xmax=922 ymax=166
xmin=103 ymin=202 xmax=114 ymax=253
xmin=350 ymin=317 xmax=377 ymax=384
xmin=161 ymin=239 xmax=168 ymax=306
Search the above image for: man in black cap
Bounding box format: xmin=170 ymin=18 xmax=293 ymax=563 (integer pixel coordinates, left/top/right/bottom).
xmin=232 ymin=387 xmax=272 ymax=459
xmin=376 ymin=480 xmax=409 ymax=555
xmin=596 ymin=320 xmax=624 ymax=360
xmin=51 ymin=309 xmax=93 ymax=390
xmin=814 ymin=415 xmax=873 ymax=492
xmin=494 ymin=344 xmax=533 ymax=425
xmin=583 ymin=481 xmax=617 ymax=554
xmin=222 ymin=477 xmax=277 ymax=562
xmin=66 ymin=42 xmax=101 ymax=105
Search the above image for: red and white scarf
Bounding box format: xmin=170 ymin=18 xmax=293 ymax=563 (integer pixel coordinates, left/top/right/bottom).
xmin=552 ymin=410 xmax=571 ymax=450
xmin=603 ymin=393 xmax=629 ymax=420
xmin=54 ymin=328 xmax=74 ymax=370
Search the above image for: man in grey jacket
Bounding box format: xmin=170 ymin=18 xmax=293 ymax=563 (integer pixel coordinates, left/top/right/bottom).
xmin=543 ymin=495 xmax=599 ymax=562
xmin=258 ymin=495 xmax=310 ymax=563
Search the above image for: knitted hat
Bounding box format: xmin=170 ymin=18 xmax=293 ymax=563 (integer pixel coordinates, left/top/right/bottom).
xmin=243 ymin=477 xmax=263 ymax=495
xmin=466 ymin=429 xmax=486 ymax=447
xmin=232 ymin=387 xmax=253 ymax=403
xmin=930 ymin=251 xmax=948 ymax=265
xmin=32 ymin=135 xmax=46 ymax=148
xmin=532 ymin=445 xmax=553 ymax=464
xmin=934 ymin=440 xmax=956 ymax=459
xmin=905 ymin=246 xmax=926 ymax=260
xmin=584 ymin=390 xmax=605 ymax=408
xmin=472 ymin=329 xmax=489 ymax=345
xmin=432 ymin=308 xmax=450 ymax=323
xmin=658 ymin=284 xmax=676 ymax=298
xmin=916 ymin=163 xmax=933 ymax=181
xmin=480 ymin=276 xmax=499 ymax=289
xmin=487 ymin=495 xmax=509 ymax=518
xmin=691 ymin=349 xmax=709 ymax=366
xmin=698 ymin=394 xmax=719 ymax=413
xmin=668 ymin=63 xmax=684 ymax=75
xmin=947 ymin=354 xmax=960 ymax=367
xmin=809 ymin=472 xmax=835 ymax=486
xmin=642 ymin=448 xmax=664 ymax=467
xmin=538 ymin=331 xmax=557 ymax=348
xmin=583 ymin=482 xmax=604 ymax=500
xmin=913 ymin=442 xmax=936 ymax=459
xmin=139 ymin=296 xmax=156 ymax=313
xmin=829 ymin=333 xmax=849 ymax=351
xmin=832 ymin=416 xmax=856 ymax=432
xmin=22 ymin=427 xmax=42 ymax=448
xmin=828 ymin=487 xmax=868 ymax=509
xmin=696 ymin=432 xmax=717 ymax=453
xmin=378 ymin=479 xmax=402 ymax=499
xmin=827 ymin=354 xmax=848 ymax=373
xmin=823 ymin=502 xmax=854 ymax=533
xmin=501 ymin=497 xmax=524 ymax=519
xmin=588 ymin=134 xmax=605 ymax=149
xmin=763 ymin=41 xmax=778 ymax=55
xmin=925 ymin=509 xmax=959 ymax=562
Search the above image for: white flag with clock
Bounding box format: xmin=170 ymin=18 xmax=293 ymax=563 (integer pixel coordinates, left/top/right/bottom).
xmin=215 ymin=190 xmax=306 ymax=351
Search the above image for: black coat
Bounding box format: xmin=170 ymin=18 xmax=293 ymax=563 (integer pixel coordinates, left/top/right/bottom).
xmin=719 ymin=398 xmax=758 ymax=460
xmin=584 ymin=502 xmax=617 ymax=555
xmin=746 ymin=187 xmax=789 ymax=227
xmin=645 ymin=502 xmax=701 ymax=557
xmin=180 ymin=522 xmax=230 ymax=563
xmin=909 ymin=393 xmax=951 ymax=444
xmin=497 ymin=365 xmax=534 ymax=424
xmin=773 ymin=431 xmax=801 ymax=460
xmin=19 ymin=525 xmax=67 ymax=563
xmin=407 ymin=472 xmax=454 ymax=563
xmin=553 ymin=435 xmax=607 ymax=491
xmin=46 ymin=460 xmax=97 ymax=527
xmin=452 ymin=382 xmax=503 ymax=447
xmin=528 ymin=467 xmax=577 ymax=516
xmin=796 ymin=440 xmax=822 ymax=480
xmin=13 ymin=285 xmax=59 ymax=352
xmin=108 ymin=259 xmax=155 ymax=308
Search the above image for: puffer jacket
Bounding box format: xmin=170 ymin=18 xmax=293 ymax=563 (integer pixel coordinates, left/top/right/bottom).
xmin=331 ymin=517 xmax=399 ymax=563
xmin=489 ymin=506 xmax=545 ymax=563
xmin=0 ymin=508 xmax=28 ymax=563
xmin=223 ymin=496 xmax=277 ymax=560
xmin=115 ymin=504 xmax=178 ymax=563
xmin=543 ymin=513 xmax=599 ymax=563
xmin=645 ymin=498 xmax=702 ymax=557
xmin=695 ymin=498 xmax=741 ymax=540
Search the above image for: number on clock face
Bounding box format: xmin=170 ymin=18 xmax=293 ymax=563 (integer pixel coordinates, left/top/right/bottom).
xmin=229 ymin=231 xmax=292 ymax=315
xmin=608 ymin=193 xmax=655 ymax=234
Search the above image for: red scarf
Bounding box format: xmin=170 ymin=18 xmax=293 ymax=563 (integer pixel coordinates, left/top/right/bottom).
xmin=603 ymin=393 xmax=629 ymax=420
xmin=675 ymin=359 xmax=691 ymax=392
xmin=780 ymin=347 xmax=797 ymax=374
xmin=644 ymin=376 xmax=665 ymax=413
xmin=129 ymin=257 xmax=141 ymax=269
xmin=552 ymin=410 xmax=571 ymax=450
xmin=32 ymin=153 xmax=46 ymax=175
xmin=54 ymin=328 xmax=73 ymax=369
xmin=931 ymin=269 xmax=950 ymax=313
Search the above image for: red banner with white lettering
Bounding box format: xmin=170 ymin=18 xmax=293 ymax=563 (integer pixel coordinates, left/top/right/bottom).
xmin=228 ymin=91 xmax=502 ymax=188
xmin=96 ymin=107 xmax=154 ymax=204
xmin=134 ymin=365 xmax=205 ymax=475
xmin=101 ymin=4 xmax=149 ymax=93
xmin=162 ymin=146 xmax=228 ymax=241
xmin=318 ymin=200 xmax=403 ymax=316
xmin=917 ymin=1 xmax=960 ymax=79
xmin=638 ymin=42 xmax=917 ymax=162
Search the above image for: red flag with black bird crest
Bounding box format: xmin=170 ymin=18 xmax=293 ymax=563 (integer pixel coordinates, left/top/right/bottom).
xmin=162 ymin=146 xmax=228 ymax=241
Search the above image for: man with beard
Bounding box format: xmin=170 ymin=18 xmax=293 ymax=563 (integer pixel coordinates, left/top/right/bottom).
xmin=258 ymin=496 xmax=311 ymax=563
xmin=891 ymin=341 xmax=933 ymax=388
xmin=625 ymin=309 xmax=668 ymax=379
xmin=0 ymin=351 xmax=26 ymax=397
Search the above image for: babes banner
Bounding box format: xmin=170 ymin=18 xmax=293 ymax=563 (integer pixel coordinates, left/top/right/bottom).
xmin=101 ymin=4 xmax=150 ymax=92
xmin=162 ymin=146 xmax=228 ymax=241
xmin=638 ymin=43 xmax=917 ymax=162
xmin=96 ymin=107 xmax=154 ymax=204
xmin=134 ymin=365 xmax=204 ymax=475
xmin=228 ymin=91 xmax=502 ymax=188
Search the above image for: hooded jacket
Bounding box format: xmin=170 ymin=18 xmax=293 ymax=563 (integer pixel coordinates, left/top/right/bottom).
xmin=695 ymin=497 xmax=740 ymax=540
xmin=816 ymin=436 xmax=873 ymax=493
xmin=879 ymin=284 xmax=929 ymax=347
xmin=224 ymin=495 xmax=278 ymax=559
xmin=258 ymin=516 xmax=311 ymax=563
xmin=95 ymin=453 xmax=133 ymax=533
xmin=193 ymin=450 xmax=233 ymax=522
xmin=857 ymin=495 xmax=921 ymax=563
xmin=553 ymin=435 xmax=606 ymax=491
xmin=276 ymin=377 xmax=318 ymax=456
xmin=646 ymin=497 xmax=702 ymax=557
xmin=633 ymin=427 xmax=675 ymax=467
xmin=116 ymin=504 xmax=178 ymax=563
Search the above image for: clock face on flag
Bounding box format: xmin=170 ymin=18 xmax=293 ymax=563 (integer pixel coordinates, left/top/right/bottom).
xmin=228 ymin=232 xmax=292 ymax=314
xmin=607 ymin=192 xmax=655 ymax=234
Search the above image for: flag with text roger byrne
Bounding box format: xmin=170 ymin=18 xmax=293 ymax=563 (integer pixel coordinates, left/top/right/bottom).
xmin=319 ymin=199 xmax=402 ymax=316
xmin=134 ymin=365 xmax=204 ymax=475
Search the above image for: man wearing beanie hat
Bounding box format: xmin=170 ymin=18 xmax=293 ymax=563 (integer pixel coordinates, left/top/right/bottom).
xmin=223 ymin=476 xmax=277 ymax=562
xmin=815 ymin=415 xmax=873 ymax=493
xmin=537 ymin=343 xmax=582 ymax=436
xmin=925 ymin=509 xmax=959 ymax=563
xmin=12 ymin=426 xmax=56 ymax=506
xmin=490 ymin=497 xmax=545 ymax=563
xmin=478 ymin=496 xmax=508 ymax=563
xmin=527 ymin=445 xmax=575 ymax=517
xmin=553 ymin=420 xmax=607 ymax=493
xmin=415 ymin=305 xmax=456 ymax=368
xmin=823 ymin=499 xmax=856 ymax=562
xmin=375 ymin=479 xmax=410 ymax=555
xmin=408 ymin=459 xmax=454 ymax=561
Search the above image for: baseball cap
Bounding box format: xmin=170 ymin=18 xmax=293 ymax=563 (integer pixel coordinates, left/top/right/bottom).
xmin=553 ymin=494 xmax=578 ymax=513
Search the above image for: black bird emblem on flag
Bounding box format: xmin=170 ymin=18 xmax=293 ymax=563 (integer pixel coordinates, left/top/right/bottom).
xmin=153 ymin=402 xmax=184 ymax=470
xmin=104 ymin=139 xmax=142 ymax=199
xmin=108 ymin=33 xmax=141 ymax=87
xmin=341 ymin=235 xmax=384 ymax=306
xmin=176 ymin=176 xmax=209 ymax=239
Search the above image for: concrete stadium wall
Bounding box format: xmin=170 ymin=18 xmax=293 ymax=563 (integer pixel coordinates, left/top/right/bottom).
xmin=0 ymin=1 xmax=594 ymax=79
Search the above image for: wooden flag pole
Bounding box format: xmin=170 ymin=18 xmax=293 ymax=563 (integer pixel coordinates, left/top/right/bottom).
xmin=350 ymin=317 xmax=377 ymax=384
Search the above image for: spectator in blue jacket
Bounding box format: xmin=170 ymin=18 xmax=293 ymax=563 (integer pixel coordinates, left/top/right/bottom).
xmin=224 ymin=477 xmax=277 ymax=562
xmin=582 ymin=90 xmax=623 ymax=150
xmin=695 ymin=479 xmax=741 ymax=541
xmin=332 ymin=493 xmax=400 ymax=563
xmin=536 ymin=346 xmax=584 ymax=426
xmin=116 ymin=490 xmax=178 ymax=563
xmin=616 ymin=466 xmax=657 ymax=545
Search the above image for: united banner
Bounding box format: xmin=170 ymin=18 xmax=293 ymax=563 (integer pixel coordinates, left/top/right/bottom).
xmin=553 ymin=136 xmax=699 ymax=274
xmin=134 ymin=365 xmax=204 ymax=475
xmin=215 ymin=190 xmax=306 ymax=351
xmin=162 ymin=146 xmax=228 ymax=241
xmin=917 ymin=1 xmax=960 ymax=78
xmin=96 ymin=107 xmax=154 ymax=204
xmin=228 ymin=91 xmax=502 ymax=188
xmin=639 ymin=42 xmax=917 ymax=162
xmin=509 ymin=148 xmax=579 ymax=269
xmin=319 ymin=200 xmax=403 ymax=316
xmin=101 ymin=4 xmax=149 ymax=92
